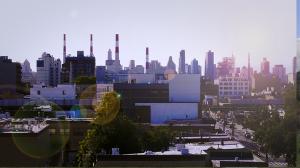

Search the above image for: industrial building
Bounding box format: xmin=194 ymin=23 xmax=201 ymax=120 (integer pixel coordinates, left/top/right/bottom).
xmin=30 ymin=84 xmax=76 ymax=100
xmin=61 ymin=34 xmax=96 ymax=84
xmin=0 ymin=56 xmax=22 ymax=94
xmin=114 ymin=74 xmax=201 ymax=124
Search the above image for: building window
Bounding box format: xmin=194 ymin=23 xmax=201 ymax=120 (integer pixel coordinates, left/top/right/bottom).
xmin=37 ymin=90 xmax=41 ymax=95
xmin=62 ymin=90 xmax=65 ymax=95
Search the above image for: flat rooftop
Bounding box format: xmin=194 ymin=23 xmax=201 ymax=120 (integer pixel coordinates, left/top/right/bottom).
xmin=0 ymin=118 xmax=48 ymax=134
xmin=127 ymin=141 xmax=245 ymax=156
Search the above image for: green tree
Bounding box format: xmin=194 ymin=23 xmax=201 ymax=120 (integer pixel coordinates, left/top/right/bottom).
xmin=76 ymin=92 xmax=174 ymax=167
xmin=94 ymin=92 xmax=120 ymax=125
xmin=246 ymin=85 xmax=298 ymax=166
xmin=74 ymin=76 xmax=96 ymax=85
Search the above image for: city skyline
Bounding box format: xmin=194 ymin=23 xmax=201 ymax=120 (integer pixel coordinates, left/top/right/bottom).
xmin=0 ymin=0 xmax=296 ymax=72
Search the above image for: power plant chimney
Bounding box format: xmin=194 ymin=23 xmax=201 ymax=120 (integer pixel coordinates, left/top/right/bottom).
xmin=63 ymin=34 xmax=66 ymax=63
xmin=90 ymin=34 xmax=94 ymax=57
xmin=146 ymin=47 xmax=150 ymax=73
xmin=115 ymin=34 xmax=119 ymax=61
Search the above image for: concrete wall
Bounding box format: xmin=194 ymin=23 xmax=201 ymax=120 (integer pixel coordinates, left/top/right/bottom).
xmin=30 ymin=85 xmax=76 ymax=100
xmin=169 ymin=74 xmax=201 ymax=102
xmin=136 ymin=103 xmax=199 ymax=124
xmin=128 ymin=74 xmax=155 ymax=84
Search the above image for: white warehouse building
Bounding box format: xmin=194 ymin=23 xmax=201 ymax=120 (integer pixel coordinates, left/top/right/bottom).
xmin=136 ymin=103 xmax=199 ymax=124
xmin=30 ymin=84 xmax=76 ymax=100
xmin=214 ymin=76 xmax=249 ymax=98
xmin=135 ymin=74 xmax=201 ymax=124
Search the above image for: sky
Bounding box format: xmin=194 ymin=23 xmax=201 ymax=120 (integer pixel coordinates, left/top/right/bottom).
xmin=0 ymin=0 xmax=296 ymax=73
xmin=298 ymin=0 xmax=300 ymax=38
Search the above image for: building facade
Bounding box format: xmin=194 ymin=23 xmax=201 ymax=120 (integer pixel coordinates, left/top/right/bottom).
xmin=61 ymin=51 xmax=95 ymax=83
xmin=0 ymin=56 xmax=22 ymax=94
xmin=21 ymin=59 xmax=34 ymax=84
xmin=272 ymin=65 xmax=288 ymax=84
xmin=215 ymin=76 xmax=249 ymax=98
xmin=30 ymin=84 xmax=76 ymax=100
xmin=260 ymin=57 xmax=270 ymax=76
xmin=179 ymin=50 xmax=185 ymax=74
xmin=216 ymin=56 xmax=235 ymax=78
xmin=205 ymin=50 xmax=215 ymax=80
xmin=36 ymin=52 xmax=61 ymax=87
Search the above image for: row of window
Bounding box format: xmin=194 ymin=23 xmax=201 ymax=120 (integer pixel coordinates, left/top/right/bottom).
xmin=220 ymin=91 xmax=249 ymax=95
xmin=220 ymin=78 xmax=248 ymax=82
xmin=220 ymin=87 xmax=248 ymax=90
xmin=220 ymin=82 xmax=248 ymax=86
xmin=37 ymin=90 xmax=66 ymax=95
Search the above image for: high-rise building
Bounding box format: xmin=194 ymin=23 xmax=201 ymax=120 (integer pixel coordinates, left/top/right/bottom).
xmin=260 ymin=57 xmax=270 ymax=76
xmin=148 ymin=60 xmax=165 ymax=74
xmin=178 ymin=50 xmax=185 ymax=74
xmin=216 ymin=56 xmax=235 ymax=77
xmin=293 ymin=56 xmax=297 ymax=82
xmin=191 ymin=59 xmax=200 ymax=74
xmin=185 ymin=64 xmax=191 ymax=74
xmin=0 ymin=56 xmax=22 ymax=94
xmin=36 ymin=52 xmax=61 ymax=86
xmin=61 ymin=51 xmax=95 ymax=83
xmin=205 ymin=50 xmax=214 ymax=80
xmin=166 ymin=56 xmax=176 ymax=72
xmin=21 ymin=59 xmax=34 ymax=84
xmin=272 ymin=65 xmax=288 ymax=84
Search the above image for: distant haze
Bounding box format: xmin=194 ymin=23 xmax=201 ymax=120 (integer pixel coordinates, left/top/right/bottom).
xmin=0 ymin=0 xmax=296 ymax=72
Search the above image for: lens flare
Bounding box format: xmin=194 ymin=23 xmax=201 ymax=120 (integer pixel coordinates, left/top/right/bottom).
xmin=12 ymin=99 xmax=70 ymax=159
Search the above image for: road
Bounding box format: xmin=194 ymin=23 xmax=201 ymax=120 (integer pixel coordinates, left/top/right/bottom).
xmin=211 ymin=111 xmax=287 ymax=167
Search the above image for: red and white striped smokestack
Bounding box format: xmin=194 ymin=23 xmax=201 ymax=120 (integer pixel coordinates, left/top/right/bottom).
xmin=90 ymin=34 xmax=94 ymax=57
xmin=146 ymin=47 xmax=150 ymax=72
xmin=63 ymin=34 xmax=66 ymax=63
xmin=115 ymin=34 xmax=119 ymax=61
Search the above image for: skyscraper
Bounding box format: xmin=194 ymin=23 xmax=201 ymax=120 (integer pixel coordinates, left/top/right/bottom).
xmin=179 ymin=50 xmax=185 ymax=74
xmin=191 ymin=59 xmax=200 ymax=74
xmin=272 ymin=64 xmax=288 ymax=83
xmin=21 ymin=59 xmax=34 ymax=84
xmin=260 ymin=57 xmax=270 ymax=76
xmin=36 ymin=52 xmax=61 ymax=86
xmin=166 ymin=56 xmax=176 ymax=72
xmin=205 ymin=50 xmax=214 ymax=80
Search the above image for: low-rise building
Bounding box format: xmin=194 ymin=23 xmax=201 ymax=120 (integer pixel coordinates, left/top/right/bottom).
xmin=30 ymin=84 xmax=76 ymax=100
xmin=215 ymin=77 xmax=249 ymax=98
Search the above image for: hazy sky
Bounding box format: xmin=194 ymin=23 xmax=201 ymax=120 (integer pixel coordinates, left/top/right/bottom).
xmin=0 ymin=0 xmax=296 ymax=72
